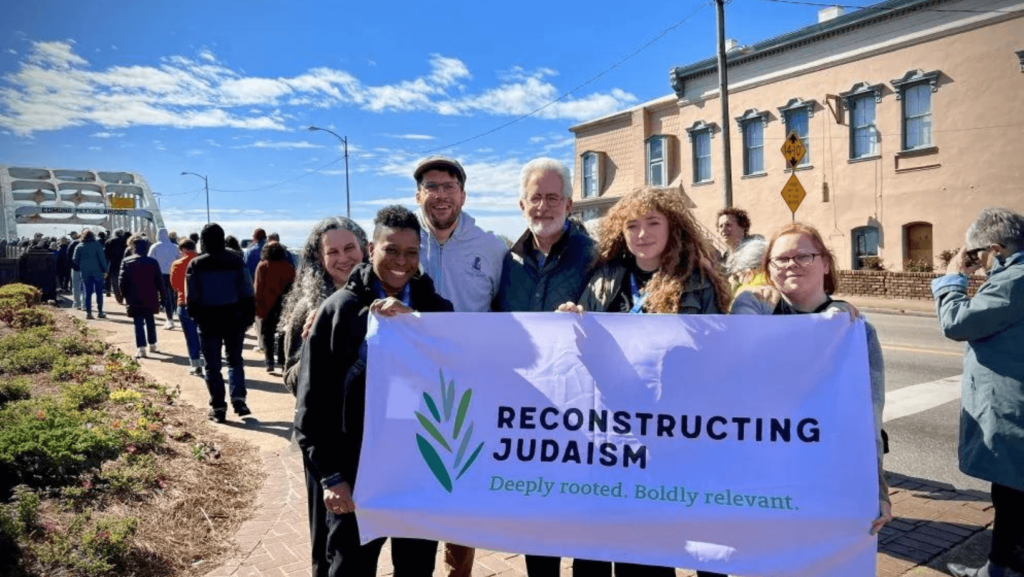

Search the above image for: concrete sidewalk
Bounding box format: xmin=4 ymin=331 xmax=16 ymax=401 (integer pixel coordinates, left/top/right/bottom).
xmin=65 ymin=297 xmax=994 ymax=577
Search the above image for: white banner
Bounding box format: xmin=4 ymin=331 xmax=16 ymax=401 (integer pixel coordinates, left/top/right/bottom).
xmin=356 ymin=313 xmax=879 ymax=577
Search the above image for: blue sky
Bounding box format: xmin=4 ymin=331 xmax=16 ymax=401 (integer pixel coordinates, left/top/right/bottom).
xmin=0 ymin=0 xmax=820 ymax=247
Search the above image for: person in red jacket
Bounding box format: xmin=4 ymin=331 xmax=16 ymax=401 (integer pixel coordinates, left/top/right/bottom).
xmin=170 ymin=238 xmax=203 ymax=376
xmin=254 ymin=241 xmax=296 ymax=372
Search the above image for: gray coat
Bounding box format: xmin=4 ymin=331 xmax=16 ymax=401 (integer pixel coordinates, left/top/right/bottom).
xmin=493 ymin=222 xmax=596 ymax=312
xmin=932 ymin=252 xmax=1024 ymax=492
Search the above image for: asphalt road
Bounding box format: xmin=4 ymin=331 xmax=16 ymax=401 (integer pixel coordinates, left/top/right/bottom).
xmin=866 ymin=311 xmax=990 ymax=493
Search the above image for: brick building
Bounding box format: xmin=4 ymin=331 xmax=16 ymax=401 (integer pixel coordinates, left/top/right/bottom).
xmin=569 ymin=0 xmax=1024 ymax=270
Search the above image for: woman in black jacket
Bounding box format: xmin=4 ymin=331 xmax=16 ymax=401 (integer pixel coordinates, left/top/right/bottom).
xmin=558 ymin=187 xmax=731 ymax=577
xmin=295 ymin=206 xmax=453 ymax=577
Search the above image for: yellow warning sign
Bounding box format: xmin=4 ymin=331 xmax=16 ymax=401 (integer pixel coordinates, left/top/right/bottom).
xmin=109 ymin=197 xmax=136 ymax=209
xmin=780 ymin=131 xmax=806 ymax=169
xmin=780 ymin=174 xmax=806 ymax=214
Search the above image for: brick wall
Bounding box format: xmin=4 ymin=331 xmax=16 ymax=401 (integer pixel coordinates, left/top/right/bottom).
xmin=838 ymin=270 xmax=983 ymax=300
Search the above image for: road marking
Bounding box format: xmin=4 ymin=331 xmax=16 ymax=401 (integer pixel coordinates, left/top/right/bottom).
xmin=881 ymin=343 xmax=964 ymax=357
xmin=884 ymin=375 xmax=962 ymax=422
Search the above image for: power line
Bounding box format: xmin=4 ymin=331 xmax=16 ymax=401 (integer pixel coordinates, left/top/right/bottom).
xmin=208 ymin=157 xmax=344 ymax=193
xmin=758 ymin=0 xmax=1021 ymax=15
xmin=420 ymin=0 xmax=712 ymax=155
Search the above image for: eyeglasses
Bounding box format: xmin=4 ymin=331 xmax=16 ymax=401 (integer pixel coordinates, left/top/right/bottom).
xmin=420 ymin=181 xmax=461 ymax=194
xmin=768 ymin=252 xmax=821 ymax=268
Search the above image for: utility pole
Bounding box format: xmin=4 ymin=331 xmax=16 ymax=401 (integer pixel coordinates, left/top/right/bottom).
xmin=180 ymin=172 xmax=211 ymax=223
xmin=308 ymin=126 xmax=351 ymax=219
xmin=715 ymin=0 xmax=734 ymax=208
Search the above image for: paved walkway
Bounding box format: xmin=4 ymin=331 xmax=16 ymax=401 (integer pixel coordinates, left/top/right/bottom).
xmin=65 ymin=297 xmax=994 ymax=577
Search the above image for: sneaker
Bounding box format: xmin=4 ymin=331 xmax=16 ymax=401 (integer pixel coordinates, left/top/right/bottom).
xmin=190 ymin=366 xmax=205 ymax=377
xmin=148 ymin=344 xmax=159 ymax=353
xmin=135 ymin=347 xmax=147 ymax=359
xmin=208 ymin=408 xmax=226 ymax=424
xmin=163 ymin=320 xmax=174 ymax=330
xmin=85 ymin=313 xmax=94 ymax=320
xmin=232 ymin=402 xmax=252 ymax=417
xmin=97 ymin=312 xmax=106 ymax=319
xmin=266 ymin=365 xmax=275 ymax=373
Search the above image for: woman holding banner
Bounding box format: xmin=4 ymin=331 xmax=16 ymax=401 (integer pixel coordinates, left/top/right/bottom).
xmin=558 ymin=186 xmax=730 ymax=577
xmin=730 ymin=223 xmax=893 ymax=536
xmin=281 ymin=216 xmax=368 ymax=577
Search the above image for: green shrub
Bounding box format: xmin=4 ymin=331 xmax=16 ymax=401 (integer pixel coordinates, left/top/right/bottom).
xmin=11 ymin=308 xmax=54 ymax=329
xmin=100 ymin=453 xmax=159 ymax=494
xmin=80 ymin=516 xmax=138 ymax=571
xmin=0 ymin=345 xmax=62 ymax=375
xmin=0 ymin=297 xmax=23 ymax=325
xmin=0 ymin=377 xmax=31 ymax=407
xmin=30 ymin=510 xmax=137 ymax=576
xmin=109 ymin=389 xmax=141 ymax=404
xmin=61 ymin=378 xmax=110 ymax=410
xmin=0 ymin=326 xmax=51 ymax=354
xmin=0 ymin=284 xmax=40 ymax=307
xmin=0 ymin=398 xmax=123 ymax=492
xmin=50 ymin=355 xmax=95 ymax=383
xmin=905 ymin=258 xmax=934 ymax=273
xmin=58 ymin=335 xmax=106 ymax=356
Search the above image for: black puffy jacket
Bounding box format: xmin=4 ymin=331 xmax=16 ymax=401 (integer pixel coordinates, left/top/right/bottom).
xmin=492 ymin=222 xmax=596 ymax=312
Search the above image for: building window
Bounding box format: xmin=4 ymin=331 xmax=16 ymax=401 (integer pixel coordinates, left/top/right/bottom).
xmin=852 ymin=226 xmax=880 ymax=270
xmin=892 ymin=70 xmax=939 ymax=151
xmin=784 ymin=108 xmax=810 ymax=166
xmin=646 ymin=136 xmax=666 ymax=186
xmin=902 ymin=84 xmax=932 ymax=150
xmin=850 ymin=96 xmax=878 ymax=159
xmin=692 ymin=130 xmax=712 ymax=183
xmin=742 ymin=120 xmax=765 ymax=175
xmin=581 ymin=208 xmax=600 ymax=223
xmin=581 ymin=152 xmax=600 ymax=198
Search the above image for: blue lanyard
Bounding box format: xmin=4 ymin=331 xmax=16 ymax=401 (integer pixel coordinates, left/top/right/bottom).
xmin=372 ymin=279 xmax=412 ymax=307
xmin=628 ymin=273 xmax=648 ymax=315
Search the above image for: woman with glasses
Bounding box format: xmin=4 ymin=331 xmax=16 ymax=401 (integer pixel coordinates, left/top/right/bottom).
xmin=731 ymin=222 xmax=893 ymax=537
xmin=558 ymin=187 xmax=731 ymax=577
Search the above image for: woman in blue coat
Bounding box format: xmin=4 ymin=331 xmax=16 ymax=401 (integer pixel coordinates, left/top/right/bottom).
xmin=72 ymin=229 xmax=108 ymax=319
xmin=932 ymin=208 xmax=1024 ymax=577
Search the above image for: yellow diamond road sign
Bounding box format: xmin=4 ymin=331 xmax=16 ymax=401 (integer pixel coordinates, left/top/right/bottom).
xmin=781 ymin=174 xmax=806 ymax=214
xmin=781 ymin=130 xmax=806 ymax=169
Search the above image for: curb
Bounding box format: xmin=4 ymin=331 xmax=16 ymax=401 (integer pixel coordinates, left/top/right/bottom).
xmin=859 ymin=306 xmax=936 ymax=318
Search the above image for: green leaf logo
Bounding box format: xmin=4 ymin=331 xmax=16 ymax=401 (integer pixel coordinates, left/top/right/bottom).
xmin=416 ymin=368 xmax=484 ymax=493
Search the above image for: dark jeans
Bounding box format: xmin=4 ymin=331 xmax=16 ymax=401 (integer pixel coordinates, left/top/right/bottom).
xmin=260 ymin=316 xmax=281 ymax=368
xmin=177 ymin=306 xmax=202 ymax=362
xmin=132 ymin=312 xmax=157 ymax=348
xmin=83 ymin=275 xmax=104 ymax=314
xmin=991 ymin=482 xmax=1024 ymax=572
xmin=574 ymin=560 xmax=681 ymax=577
xmin=525 ymin=555 xmax=561 ymax=577
xmin=199 ymin=328 xmax=246 ymax=410
xmin=161 ymin=274 xmax=175 ymax=321
xmin=304 ymin=456 xmax=331 ymax=577
xmin=574 ymin=560 xmax=724 ymax=577
xmin=110 ymin=262 xmax=122 ymax=300
xmin=324 ymin=512 xmax=437 ymax=577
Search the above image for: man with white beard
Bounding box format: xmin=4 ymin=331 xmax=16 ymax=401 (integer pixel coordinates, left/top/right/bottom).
xmin=413 ymin=155 xmax=507 ymax=577
xmin=493 ymin=157 xmax=596 ymax=315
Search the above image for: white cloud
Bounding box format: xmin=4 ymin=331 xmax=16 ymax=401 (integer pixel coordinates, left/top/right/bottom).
xmin=87 ymin=145 xmax=101 ymax=150
xmin=0 ymin=41 xmax=636 ymax=136
xmin=386 ymin=134 xmax=435 ymax=140
xmin=236 ymin=140 xmax=324 ymax=149
xmin=5 ymin=49 xmax=16 ymax=56
xmin=90 ymin=131 xmax=124 ymax=138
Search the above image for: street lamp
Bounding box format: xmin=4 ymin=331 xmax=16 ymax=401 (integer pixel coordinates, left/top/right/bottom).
xmin=180 ymin=172 xmax=210 ymax=224
xmin=308 ymin=126 xmax=350 ymax=219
